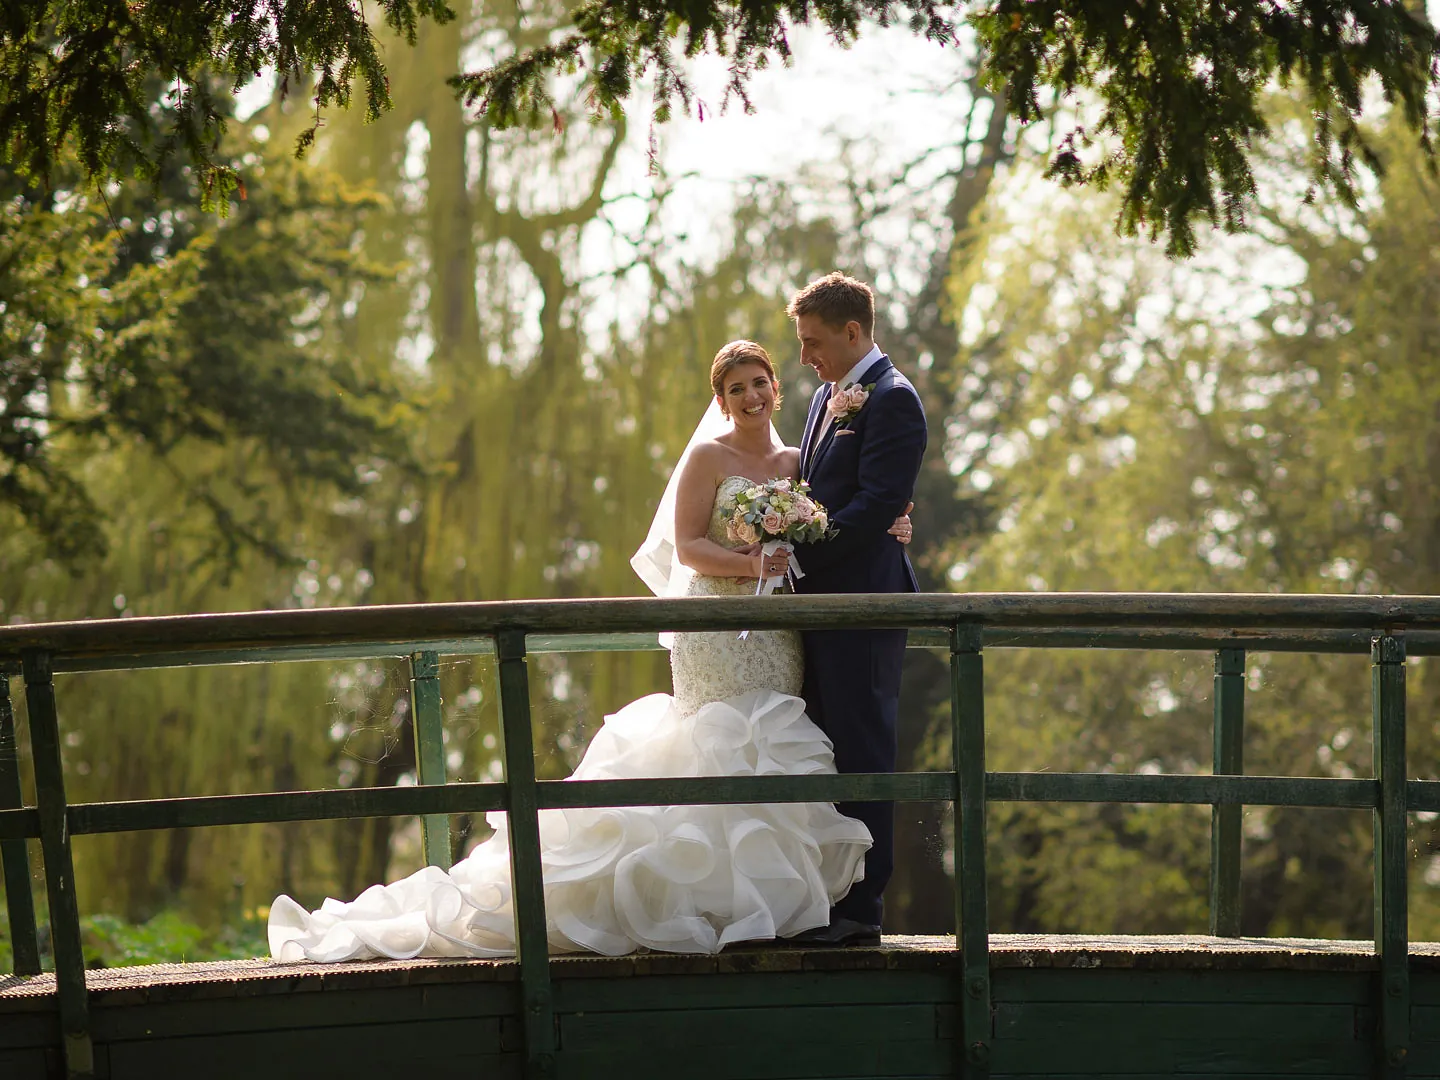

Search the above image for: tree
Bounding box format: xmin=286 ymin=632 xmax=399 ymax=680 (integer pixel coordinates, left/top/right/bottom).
xmin=1 ymin=78 xmax=411 ymax=568
xmin=3 ymin=1 xmax=1436 ymax=256
xmin=940 ymin=105 xmax=1440 ymax=937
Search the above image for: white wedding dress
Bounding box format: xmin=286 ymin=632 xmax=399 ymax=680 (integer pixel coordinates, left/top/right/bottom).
xmin=268 ymin=476 xmax=871 ymax=961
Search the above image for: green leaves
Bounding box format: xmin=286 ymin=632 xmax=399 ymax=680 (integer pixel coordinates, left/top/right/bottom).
xmin=3 ymin=1 xmax=1433 ymax=255
xmin=451 ymin=0 xmax=1437 ymax=257
xmin=0 ymin=138 xmax=408 ymax=568
xmin=0 ymin=1 xmax=456 ymax=206
xmin=972 ymin=0 xmax=1438 ymax=256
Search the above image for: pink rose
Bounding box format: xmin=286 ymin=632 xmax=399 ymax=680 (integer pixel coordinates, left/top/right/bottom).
xmin=737 ymin=521 xmax=759 ymax=545
xmin=827 ymin=383 xmax=870 ymax=421
xmin=761 ymin=511 xmax=784 ymax=535
xmin=791 ymin=501 xmax=814 ymax=524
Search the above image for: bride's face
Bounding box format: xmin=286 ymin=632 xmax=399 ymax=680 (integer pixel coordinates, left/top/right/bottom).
xmin=717 ymin=362 xmax=778 ymax=428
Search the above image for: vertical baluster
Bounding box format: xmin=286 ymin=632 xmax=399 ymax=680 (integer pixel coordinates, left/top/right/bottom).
xmin=951 ymin=623 xmax=990 ymax=1078
xmin=23 ymin=650 xmax=93 ymax=1078
xmin=495 ymin=630 xmax=554 ymax=1079
xmin=1209 ymin=648 xmax=1245 ymax=937
xmin=1 ymin=670 xmax=41 ymax=975
xmin=408 ymin=651 xmax=452 ymax=869
xmin=1373 ymin=633 xmax=1409 ymax=1077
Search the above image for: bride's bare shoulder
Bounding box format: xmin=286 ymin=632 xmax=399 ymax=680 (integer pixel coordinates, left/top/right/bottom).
xmin=680 ymin=439 xmax=728 ymax=482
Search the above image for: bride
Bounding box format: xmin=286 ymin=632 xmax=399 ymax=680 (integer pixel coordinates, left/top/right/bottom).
xmin=268 ymin=340 xmax=911 ymax=961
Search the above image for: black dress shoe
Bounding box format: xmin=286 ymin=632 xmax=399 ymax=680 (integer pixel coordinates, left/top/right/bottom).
xmin=785 ymin=917 xmax=883 ymax=947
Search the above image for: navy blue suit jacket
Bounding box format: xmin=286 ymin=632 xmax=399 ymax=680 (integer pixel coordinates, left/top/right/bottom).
xmin=793 ymin=355 xmax=926 ymax=594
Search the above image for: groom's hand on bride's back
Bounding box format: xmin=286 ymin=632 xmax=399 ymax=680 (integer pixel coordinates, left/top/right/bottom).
xmin=888 ymin=502 xmax=915 ymax=545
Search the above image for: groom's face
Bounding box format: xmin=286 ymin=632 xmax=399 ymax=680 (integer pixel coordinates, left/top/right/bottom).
xmin=795 ymin=313 xmax=862 ymax=384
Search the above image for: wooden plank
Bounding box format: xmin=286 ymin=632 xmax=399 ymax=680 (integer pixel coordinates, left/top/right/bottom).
xmin=495 ymin=630 xmax=555 ymax=1078
xmin=989 ymin=1032 xmax=1370 ymax=1074
xmin=1405 ymin=978 xmax=1440 ymax=1007
xmin=555 ymin=1034 xmax=954 ymax=1080
xmin=1401 ymin=1004 xmax=1440 ymax=1040
xmin=561 ymin=1002 xmax=937 ymax=1052
xmin=7 ymin=593 xmax=1440 ymax=673
xmin=0 ymin=1009 xmax=58 ymax=1048
xmin=987 ymin=771 xmax=1376 ymax=809
xmin=65 ymin=781 xmax=508 ymax=834
xmin=0 ymin=673 xmax=41 ymax=975
xmin=554 ymin=972 xmax=959 ymax=1013
xmin=57 ymin=768 xmax=1383 ymax=842
xmin=1409 ymin=780 xmax=1440 ymax=813
xmin=991 ymin=969 xmax=1372 ymax=1004
xmin=1373 ymin=633 xmax=1410 ymax=1077
xmin=29 ymin=627 xmax=1440 ymax=678
xmin=0 ymin=1047 xmax=49 ymax=1080
xmin=88 ymin=984 xmax=515 ymax=1041
xmin=0 ymin=806 xmax=39 ymax=840
xmin=22 ymin=649 xmax=92 ymax=1078
xmin=408 ymin=650 xmax=452 ymax=869
xmin=953 ymin=624 xmax=990 ymax=1078
xmin=105 ymin=1020 xmax=519 ymax=1080
xmin=1210 ymin=648 xmax=1245 ymax=937
xmin=538 ymin=772 xmax=955 ymax=808
xmin=994 ymin=1001 xmax=1359 ymax=1041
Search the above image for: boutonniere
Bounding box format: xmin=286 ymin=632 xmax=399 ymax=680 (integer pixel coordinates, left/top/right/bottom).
xmin=826 ymin=381 xmax=875 ymax=429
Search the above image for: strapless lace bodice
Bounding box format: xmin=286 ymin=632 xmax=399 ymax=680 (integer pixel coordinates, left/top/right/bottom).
xmin=670 ymin=476 xmax=804 ymax=718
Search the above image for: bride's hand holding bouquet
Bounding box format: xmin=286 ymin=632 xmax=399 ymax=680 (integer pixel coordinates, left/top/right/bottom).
xmin=727 ymin=478 xmax=834 ymax=596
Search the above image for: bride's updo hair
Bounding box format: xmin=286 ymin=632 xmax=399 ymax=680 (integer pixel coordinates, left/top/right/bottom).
xmin=710 ymin=340 xmax=783 ymax=416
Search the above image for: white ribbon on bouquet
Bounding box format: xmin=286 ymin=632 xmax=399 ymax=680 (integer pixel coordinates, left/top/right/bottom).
xmin=738 ymin=539 xmax=804 ymax=640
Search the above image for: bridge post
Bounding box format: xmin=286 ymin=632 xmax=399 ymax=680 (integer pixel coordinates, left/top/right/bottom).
xmin=22 ymin=650 xmax=93 ymax=1078
xmin=951 ymin=623 xmax=990 ymax=1078
xmin=496 ymin=630 xmax=556 ymax=1078
xmin=408 ymin=651 xmax=452 ymax=869
xmin=1 ymin=670 xmax=41 ymax=976
xmin=1372 ymin=633 xmax=1409 ymax=1078
xmin=1209 ymin=648 xmax=1245 ymax=937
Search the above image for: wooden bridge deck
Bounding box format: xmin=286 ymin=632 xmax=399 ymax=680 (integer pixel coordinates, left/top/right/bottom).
xmin=4 ymin=935 xmax=1439 ymax=1079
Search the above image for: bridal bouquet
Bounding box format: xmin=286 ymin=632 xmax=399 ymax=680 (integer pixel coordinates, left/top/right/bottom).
xmin=726 ymin=478 xmax=833 ymax=549
xmin=727 ymin=480 xmax=833 ymax=639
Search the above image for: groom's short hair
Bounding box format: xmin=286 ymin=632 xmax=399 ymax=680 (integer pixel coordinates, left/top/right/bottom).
xmin=787 ymin=273 xmax=875 ymax=337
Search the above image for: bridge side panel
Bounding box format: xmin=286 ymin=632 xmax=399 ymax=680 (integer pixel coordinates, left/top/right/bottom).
xmin=991 ymin=968 xmax=1375 ymax=1078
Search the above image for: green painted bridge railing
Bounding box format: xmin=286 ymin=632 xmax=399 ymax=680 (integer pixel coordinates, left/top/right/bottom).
xmin=3 ymin=592 xmax=1440 ymax=1079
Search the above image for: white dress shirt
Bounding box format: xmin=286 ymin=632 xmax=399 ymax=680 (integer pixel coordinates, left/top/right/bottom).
xmin=834 ymin=343 xmax=883 ymax=390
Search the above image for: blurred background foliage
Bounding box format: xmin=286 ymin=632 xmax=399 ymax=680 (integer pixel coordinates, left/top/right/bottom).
xmin=3 ymin=3 xmax=1440 ymax=965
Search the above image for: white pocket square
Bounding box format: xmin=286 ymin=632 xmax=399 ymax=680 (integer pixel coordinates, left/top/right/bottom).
xmin=834 ymin=429 xmax=857 ymax=437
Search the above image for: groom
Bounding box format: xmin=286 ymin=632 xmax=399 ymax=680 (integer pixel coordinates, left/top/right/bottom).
xmin=788 ymin=272 xmax=927 ymax=946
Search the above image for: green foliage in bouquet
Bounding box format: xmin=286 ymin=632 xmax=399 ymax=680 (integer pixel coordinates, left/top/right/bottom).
xmin=730 ymin=479 xmax=833 ymax=545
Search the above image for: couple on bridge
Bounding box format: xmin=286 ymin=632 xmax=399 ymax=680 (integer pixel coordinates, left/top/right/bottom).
xmin=270 ymin=272 xmax=929 ymax=961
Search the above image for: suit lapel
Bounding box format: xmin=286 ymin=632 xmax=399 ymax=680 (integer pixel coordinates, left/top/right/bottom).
xmin=809 ymin=356 xmax=892 ymax=475
xmin=800 ymin=384 xmax=831 ymax=479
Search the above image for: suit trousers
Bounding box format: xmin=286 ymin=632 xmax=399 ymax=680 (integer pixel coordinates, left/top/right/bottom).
xmin=800 ymin=626 xmax=908 ymax=927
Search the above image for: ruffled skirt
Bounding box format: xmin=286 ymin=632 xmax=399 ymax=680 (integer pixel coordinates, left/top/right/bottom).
xmin=269 ymin=688 xmax=870 ymax=961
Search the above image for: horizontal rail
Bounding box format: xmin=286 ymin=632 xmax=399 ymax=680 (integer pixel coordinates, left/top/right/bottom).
xmin=0 ymin=806 xmax=38 ymax=840
xmin=3 ymin=593 xmax=1440 ymax=673
xmin=537 ymin=772 xmax=957 ymax=807
xmin=5 ymin=622 xmax=1440 ymax=679
xmin=62 ymin=783 xmax=509 ymax=835
xmin=7 ymin=771 xmax=1433 ymax=842
xmin=988 ymin=772 xmax=1380 ymax=808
